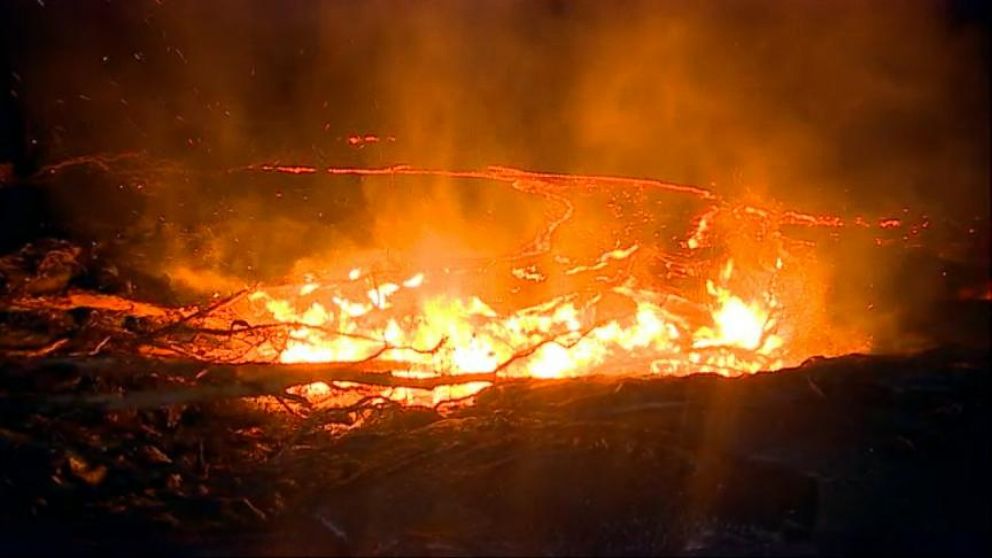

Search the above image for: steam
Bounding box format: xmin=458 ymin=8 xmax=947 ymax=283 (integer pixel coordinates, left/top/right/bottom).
xmin=3 ymin=0 xmax=988 ymax=349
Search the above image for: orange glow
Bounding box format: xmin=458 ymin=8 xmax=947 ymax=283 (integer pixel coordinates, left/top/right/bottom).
xmin=191 ymin=164 xmax=883 ymax=409
xmin=237 ymin=254 xmax=805 ymax=407
xmin=255 ymin=164 xmax=317 ymax=174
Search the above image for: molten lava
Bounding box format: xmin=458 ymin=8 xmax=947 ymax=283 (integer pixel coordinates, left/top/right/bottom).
xmin=151 ymin=163 xmax=924 ymax=409
xmin=237 ymin=252 xmax=797 ymax=407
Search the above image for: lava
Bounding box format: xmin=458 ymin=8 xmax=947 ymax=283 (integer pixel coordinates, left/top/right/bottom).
xmin=36 ymin=157 xmax=951 ymax=409
xmin=242 ymin=254 xmax=788 ymax=407
xmin=208 ymin=163 xmax=890 ymax=408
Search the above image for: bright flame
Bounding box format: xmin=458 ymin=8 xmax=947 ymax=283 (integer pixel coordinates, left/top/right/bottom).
xmin=239 ymin=255 xmax=802 ymax=407
xmin=713 ymin=297 xmax=767 ymax=350
xmin=692 ymin=260 xmax=780 ymax=353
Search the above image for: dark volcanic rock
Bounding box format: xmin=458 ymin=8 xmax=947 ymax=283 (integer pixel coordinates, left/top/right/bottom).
xmin=0 ymin=348 xmax=989 ymax=556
